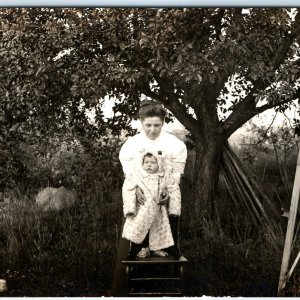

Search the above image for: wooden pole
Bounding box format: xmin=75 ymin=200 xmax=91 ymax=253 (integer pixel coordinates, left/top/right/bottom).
xmin=286 ymin=249 xmax=300 ymax=282
xmin=278 ymin=140 xmax=300 ymax=295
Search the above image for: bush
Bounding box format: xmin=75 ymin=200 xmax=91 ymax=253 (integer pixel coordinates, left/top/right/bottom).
xmin=0 ymin=134 xmax=125 ymax=296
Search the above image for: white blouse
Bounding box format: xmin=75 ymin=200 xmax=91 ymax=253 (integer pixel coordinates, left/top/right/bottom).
xmin=119 ymin=130 xmax=187 ymax=182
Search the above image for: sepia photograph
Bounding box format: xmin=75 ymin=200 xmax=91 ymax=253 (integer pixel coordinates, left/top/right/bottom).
xmin=0 ymin=7 xmax=300 ymax=297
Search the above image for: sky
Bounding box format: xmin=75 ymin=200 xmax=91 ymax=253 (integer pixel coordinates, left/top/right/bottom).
xmin=230 ymin=104 xmax=299 ymax=146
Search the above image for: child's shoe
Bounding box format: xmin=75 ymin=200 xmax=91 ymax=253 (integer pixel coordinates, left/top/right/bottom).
xmin=137 ymin=247 xmax=150 ymax=258
xmin=152 ymin=250 xmax=169 ymax=257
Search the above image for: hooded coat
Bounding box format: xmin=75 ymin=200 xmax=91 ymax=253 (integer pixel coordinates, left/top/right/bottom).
xmin=121 ymin=150 xmax=181 ymax=251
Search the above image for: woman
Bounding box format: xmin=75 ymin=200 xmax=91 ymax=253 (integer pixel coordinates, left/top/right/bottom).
xmin=110 ymin=100 xmax=187 ymax=296
xmin=119 ymin=100 xmax=186 ymax=184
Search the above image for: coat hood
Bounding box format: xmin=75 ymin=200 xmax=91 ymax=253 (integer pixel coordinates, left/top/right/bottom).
xmin=137 ymin=150 xmax=167 ymax=177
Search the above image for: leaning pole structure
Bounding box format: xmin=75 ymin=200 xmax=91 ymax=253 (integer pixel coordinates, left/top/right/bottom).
xmin=278 ymin=137 xmax=300 ymax=295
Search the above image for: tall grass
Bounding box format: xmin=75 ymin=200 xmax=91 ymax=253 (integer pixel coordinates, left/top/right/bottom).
xmin=0 ymin=182 xmax=123 ymax=296
xmin=180 ymin=182 xmax=284 ymax=296
xmin=180 ymin=217 xmax=282 ymax=296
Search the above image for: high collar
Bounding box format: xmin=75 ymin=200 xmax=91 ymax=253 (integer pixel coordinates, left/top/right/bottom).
xmin=140 ymin=129 xmax=166 ymax=142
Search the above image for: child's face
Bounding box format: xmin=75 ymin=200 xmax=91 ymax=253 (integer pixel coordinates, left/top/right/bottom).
xmin=143 ymin=156 xmax=159 ymax=174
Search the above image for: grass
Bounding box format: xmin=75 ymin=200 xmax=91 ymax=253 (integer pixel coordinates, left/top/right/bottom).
xmin=0 ymin=184 xmax=287 ymax=297
xmin=180 ymin=215 xmax=283 ymax=296
xmin=0 ymin=183 xmax=123 ymax=296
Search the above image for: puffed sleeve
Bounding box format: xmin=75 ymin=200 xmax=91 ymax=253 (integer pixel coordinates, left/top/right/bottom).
xmin=171 ymin=139 xmax=187 ymax=184
xmin=165 ymin=175 xmax=181 ymax=216
xmin=119 ymin=137 xmax=135 ymax=175
xmin=122 ymin=175 xmax=138 ymax=217
xmin=172 ymin=139 xmax=187 ymax=170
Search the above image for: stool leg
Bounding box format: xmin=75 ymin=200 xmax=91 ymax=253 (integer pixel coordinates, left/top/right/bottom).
xmin=180 ymin=265 xmax=186 ymax=296
xmin=125 ymin=265 xmax=130 ymax=296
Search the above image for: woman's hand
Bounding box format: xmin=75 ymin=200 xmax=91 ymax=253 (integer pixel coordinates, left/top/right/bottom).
xmin=158 ymin=187 xmax=170 ymax=206
xmin=136 ymin=187 xmax=146 ymax=205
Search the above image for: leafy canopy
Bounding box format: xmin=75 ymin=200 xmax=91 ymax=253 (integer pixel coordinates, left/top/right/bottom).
xmin=1 ymin=8 xmax=300 ymax=142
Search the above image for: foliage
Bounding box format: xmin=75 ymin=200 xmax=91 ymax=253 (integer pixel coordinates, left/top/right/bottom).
xmin=240 ymin=120 xmax=298 ymax=201
xmin=242 ymin=120 xmax=297 ymax=164
xmin=1 ymin=8 xmax=300 ymax=216
xmin=181 ymin=217 xmax=282 ymax=296
xmin=1 ymin=8 xmax=300 ymax=217
xmin=0 ymin=137 xmax=124 ymax=296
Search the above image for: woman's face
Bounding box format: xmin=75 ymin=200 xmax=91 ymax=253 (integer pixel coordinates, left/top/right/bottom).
xmin=141 ymin=117 xmax=164 ymax=140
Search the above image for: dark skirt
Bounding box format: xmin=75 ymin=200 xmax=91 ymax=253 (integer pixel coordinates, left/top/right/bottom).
xmin=110 ymin=221 xmax=149 ymax=296
xmin=110 ymin=236 xmax=130 ymax=296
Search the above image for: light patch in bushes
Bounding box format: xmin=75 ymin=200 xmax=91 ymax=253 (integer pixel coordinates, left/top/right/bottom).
xmin=36 ymin=186 xmax=76 ymax=211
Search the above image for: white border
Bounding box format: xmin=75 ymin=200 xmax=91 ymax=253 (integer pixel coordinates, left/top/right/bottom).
xmin=0 ymin=0 xmax=298 ymax=7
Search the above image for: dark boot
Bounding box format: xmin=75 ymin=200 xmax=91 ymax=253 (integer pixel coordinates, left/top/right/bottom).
xmin=128 ymin=242 xmax=143 ymax=258
xmin=128 ymin=233 xmax=149 ymax=258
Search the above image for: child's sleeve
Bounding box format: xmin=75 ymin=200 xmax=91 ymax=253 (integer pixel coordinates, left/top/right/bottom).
xmin=122 ymin=174 xmax=138 ymax=217
xmin=166 ymin=175 xmax=181 ymax=216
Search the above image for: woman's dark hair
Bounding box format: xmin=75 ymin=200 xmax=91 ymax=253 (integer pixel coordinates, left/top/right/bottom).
xmin=138 ymin=100 xmax=166 ymax=121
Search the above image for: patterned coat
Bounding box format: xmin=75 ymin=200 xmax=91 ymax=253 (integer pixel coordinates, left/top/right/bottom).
xmin=122 ymin=152 xmax=181 ymax=251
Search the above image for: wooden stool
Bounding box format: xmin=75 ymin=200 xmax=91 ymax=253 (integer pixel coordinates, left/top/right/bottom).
xmin=122 ymin=254 xmax=188 ymax=297
xmin=122 ymin=178 xmax=187 ymax=296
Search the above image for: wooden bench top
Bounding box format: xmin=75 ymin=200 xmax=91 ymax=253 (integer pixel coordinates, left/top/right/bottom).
xmin=122 ymin=255 xmax=188 ymax=265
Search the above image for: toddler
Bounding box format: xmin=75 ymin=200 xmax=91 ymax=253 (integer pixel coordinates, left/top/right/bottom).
xmin=122 ymin=151 xmax=181 ymax=258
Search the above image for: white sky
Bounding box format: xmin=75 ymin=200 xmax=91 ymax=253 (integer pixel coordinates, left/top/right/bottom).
xmin=229 ymin=102 xmax=299 ymax=146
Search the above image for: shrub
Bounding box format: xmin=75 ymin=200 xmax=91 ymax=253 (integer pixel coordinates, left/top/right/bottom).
xmin=0 ymin=133 xmax=124 ymax=296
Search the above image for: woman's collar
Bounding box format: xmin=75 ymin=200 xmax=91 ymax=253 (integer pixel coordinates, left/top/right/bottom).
xmin=140 ymin=129 xmax=166 ymax=141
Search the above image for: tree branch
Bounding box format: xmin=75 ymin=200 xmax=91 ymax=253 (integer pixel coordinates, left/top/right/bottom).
xmin=271 ymin=9 xmax=300 ymax=70
xmin=200 ymin=9 xmax=244 ymax=113
xmin=222 ymin=10 xmax=300 ymax=138
xmin=136 ymin=81 xmax=200 ymax=138
xmin=224 ymin=86 xmax=299 ymax=138
xmin=222 ymin=80 xmax=265 ymax=137
xmin=256 ymin=91 xmax=299 ymax=113
xmin=214 ymin=9 xmax=226 ymax=41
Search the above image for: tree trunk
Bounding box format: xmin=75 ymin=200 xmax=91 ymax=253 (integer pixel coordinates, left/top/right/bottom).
xmin=192 ymin=135 xmax=224 ymax=220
